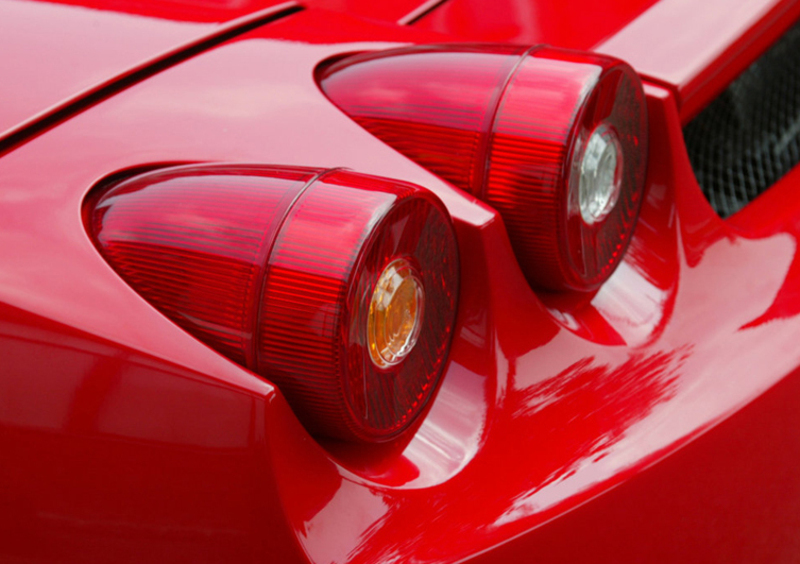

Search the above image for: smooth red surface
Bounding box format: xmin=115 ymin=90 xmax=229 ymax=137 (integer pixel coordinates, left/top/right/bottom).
xmin=412 ymin=0 xmax=660 ymax=50
xmin=29 ymin=0 xmax=296 ymax=21
xmin=31 ymin=0 xmax=434 ymax=24
xmin=302 ymin=0 xmax=429 ymax=23
xmin=597 ymin=0 xmax=800 ymax=121
xmin=0 ymin=0 xmax=301 ymax=151
xmin=1 ymin=2 xmax=800 ymax=564
xmin=0 ymin=0 xmax=207 ymax=139
xmin=27 ymin=0 xmax=296 ymax=23
xmin=0 ymin=304 xmax=303 ymax=562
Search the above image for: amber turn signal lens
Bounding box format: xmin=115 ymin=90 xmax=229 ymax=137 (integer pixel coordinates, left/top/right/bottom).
xmin=368 ymin=258 xmax=424 ymax=368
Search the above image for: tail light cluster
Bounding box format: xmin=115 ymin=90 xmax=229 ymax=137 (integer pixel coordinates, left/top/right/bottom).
xmin=318 ymin=45 xmax=648 ymax=291
xmin=89 ymin=165 xmax=459 ymax=442
xmin=88 ymin=45 xmax=646 ymax=441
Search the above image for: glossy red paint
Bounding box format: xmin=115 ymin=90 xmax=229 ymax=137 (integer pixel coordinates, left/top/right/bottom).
xmin=302 ymin=0 xmax=430 ymax=23
xmin=1 ymin=2 xmax=800 ymax=563
xmin=0 ymin=0 xmax=206 ymax=137
xmin=28 ymin=0 xmax=434 ymax=24
xmin=0 ymin=303 xmax=304 ymax=562
xmin=22 ymin=0 xmax=294 ymax=22
xmin=411 ymin=0 xmax=660 ymax=50
xmin=597 ymin=0 xmax=800 ymax=122
xmin=0 ymin=0 xmax=301 ymax=150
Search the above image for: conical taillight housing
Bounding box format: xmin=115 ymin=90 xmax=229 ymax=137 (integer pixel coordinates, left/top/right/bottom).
xmin=318 ymin=45 xmax=648 ymax=292
xmin=89 ymin=165 xmax=459 ymax=442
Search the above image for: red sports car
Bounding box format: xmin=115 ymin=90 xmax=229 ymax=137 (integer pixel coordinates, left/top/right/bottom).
xmin=2 ymin=0 xmax=800 ymax=562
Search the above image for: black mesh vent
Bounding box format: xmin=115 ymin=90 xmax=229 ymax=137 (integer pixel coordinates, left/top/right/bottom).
xmin=684 ymin=20 xmax=800 ymax=218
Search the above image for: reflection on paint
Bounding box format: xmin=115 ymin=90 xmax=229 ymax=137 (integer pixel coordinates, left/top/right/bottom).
xmin=495 ymin=349 xmax=686 ymax=525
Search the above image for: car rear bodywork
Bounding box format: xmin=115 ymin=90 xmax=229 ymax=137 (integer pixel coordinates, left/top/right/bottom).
xmin=2 ymin=0 xmax=800 ymax=562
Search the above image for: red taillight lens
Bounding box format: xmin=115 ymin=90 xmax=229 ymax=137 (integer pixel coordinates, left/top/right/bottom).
xmin=318 ymin=45 xmax=648 ymax=291
xmin=257 ymin=171 xmax=458 ymax=440
xmin=90 ymin=165 xmax=459 ymax=442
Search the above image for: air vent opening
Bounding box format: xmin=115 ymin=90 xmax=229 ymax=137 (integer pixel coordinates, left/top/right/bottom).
xmin=684 ymin=20 xmax=800 ymax=218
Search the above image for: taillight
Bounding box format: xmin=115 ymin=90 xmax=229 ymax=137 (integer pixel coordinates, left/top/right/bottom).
xmin=318 ymin=45 xmax=648 ymax=291
xmin=90 ymin=165 xmax=459 ymax=442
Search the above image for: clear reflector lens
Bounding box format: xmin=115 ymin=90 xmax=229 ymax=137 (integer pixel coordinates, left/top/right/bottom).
xmin=368 ymin=258 xmax=424 ymax=368
xmin=578 ymin=124 xmax=623 ymax=225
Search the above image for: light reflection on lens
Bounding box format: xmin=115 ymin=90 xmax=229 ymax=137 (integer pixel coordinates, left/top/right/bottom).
xmin=578 ymin=124 xmax=623 ymax=225
xmin=368 ymin=258 xmax=424 ymax=368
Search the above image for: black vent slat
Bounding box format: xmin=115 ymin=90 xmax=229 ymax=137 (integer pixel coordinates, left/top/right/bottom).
xmin=684 ymin=21 xmax=800 ymax=218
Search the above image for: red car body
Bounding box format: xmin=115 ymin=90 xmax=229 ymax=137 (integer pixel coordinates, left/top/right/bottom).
xmin=2 ymin=0 xmax=800 ymax=562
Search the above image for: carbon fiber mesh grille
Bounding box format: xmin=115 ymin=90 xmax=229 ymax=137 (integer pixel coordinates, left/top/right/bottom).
xmin=684 ymin=21 xmax=800 ymax=218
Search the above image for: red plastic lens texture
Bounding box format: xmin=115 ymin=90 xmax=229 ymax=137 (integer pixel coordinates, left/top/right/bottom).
xmin=319 ymin=46 xmax=526 ymax=194
xmin=488 ymin=49 xmax=648 ymax=290
xmin=90 ymin=165 xmax=459 ymax=442
xmin=91 ymin=165 xmax=315 ymax=366
xmin=259 ymin=171 xmax=459 ymax=441
xmin=319 ymin=46 xmax=648 ymax=291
